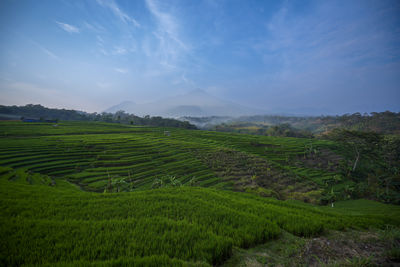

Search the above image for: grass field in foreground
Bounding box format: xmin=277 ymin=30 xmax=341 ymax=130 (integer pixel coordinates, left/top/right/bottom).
xmin=1 ymin=167 xmax=399 ymax=266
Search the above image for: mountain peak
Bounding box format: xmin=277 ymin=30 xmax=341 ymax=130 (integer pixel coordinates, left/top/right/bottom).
xmin=119 ymin=100 xmax=135 ymax=105
xmin=105 ymin=89 xmax=266 ymax=117
xmin=105 ymin=101 xmax=136 ymax=113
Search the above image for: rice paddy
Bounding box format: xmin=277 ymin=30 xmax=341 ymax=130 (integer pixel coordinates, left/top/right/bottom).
xmin=1 ymin=121 xmax=398 ymax=266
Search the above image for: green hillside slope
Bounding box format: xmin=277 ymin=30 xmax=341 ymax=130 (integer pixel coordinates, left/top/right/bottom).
xmin=1 ymin=167 xmax=398 ymax=266
xmin=0 ymin=121 xmax=353 ymax=203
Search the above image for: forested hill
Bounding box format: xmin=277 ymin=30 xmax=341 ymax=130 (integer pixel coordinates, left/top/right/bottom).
xmin=183 ymin=111 xmax=400 ymax=136
xmin=237 ymin=112 xmax=400 ymax=135
xmin=0 ymin=104 xmax=196 ymax=129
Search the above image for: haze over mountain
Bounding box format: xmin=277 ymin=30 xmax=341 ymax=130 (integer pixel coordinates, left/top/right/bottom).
xmin=105 ymin=89 xmax=265 ymax=117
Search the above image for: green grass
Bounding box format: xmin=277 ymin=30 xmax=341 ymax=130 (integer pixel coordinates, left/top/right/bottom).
xmin=222 ymin=231 xmax=306 ymax=267
xmin=321 ymin=199 xmax=400 ymax=226
xmin=1 ymin=167 xmax=397 ymax=266
xmin=0 ymin=121 xmax=344 ymax=198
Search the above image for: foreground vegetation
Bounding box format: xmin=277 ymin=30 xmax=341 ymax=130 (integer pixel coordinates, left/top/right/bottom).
xmin=224 ymin=227 xmax=400 ymax=266
xmin=1 ymin=167 xmax=399 ymax=266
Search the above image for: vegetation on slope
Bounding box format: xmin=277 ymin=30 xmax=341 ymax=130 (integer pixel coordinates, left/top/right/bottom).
xmin=0 ymin=121 xmax=398 ymax=204
xmin=0 ymin=121 xmax=399 ymax=266
xmin=1 ymin=167 xmax=398 ymax=266
xmin=192 ymin=111 xmax=400 ymax=135
xmin=0 ymin=104 xmax=196 ymax=129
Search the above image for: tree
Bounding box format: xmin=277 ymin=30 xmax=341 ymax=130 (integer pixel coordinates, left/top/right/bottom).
xmin=104 ymin=171 xmax=134 ymax=193
xmin=111 ymin=177 xmax=130 ymax=192
xmin=152 ymin=175 xmax=181 ymax=188
xmin=321 ymin=187 xmax=337 ymax=207
xmin=188 ymin=176 xmax=197 ymax=186
xmin=325 ymin=129 xmax=382 ymax=173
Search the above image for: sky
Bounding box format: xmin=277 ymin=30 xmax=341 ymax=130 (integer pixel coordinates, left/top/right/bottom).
xmin=0 ymin=0 xmax=399 ymax=115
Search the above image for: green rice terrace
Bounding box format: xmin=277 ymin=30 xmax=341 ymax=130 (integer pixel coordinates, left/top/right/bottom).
xmin=0 ymin=121 xmax=348 ymax=198
xmin=1 ymin=121 xmax=399 ymax=266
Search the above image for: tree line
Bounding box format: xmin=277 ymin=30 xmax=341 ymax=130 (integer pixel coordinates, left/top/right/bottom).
xmin=0 ymin=104 xmax=197 ymax=129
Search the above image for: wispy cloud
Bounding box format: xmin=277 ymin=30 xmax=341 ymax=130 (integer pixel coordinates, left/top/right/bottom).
xmin=30 ymin=40 xmax=59 ymax=60
xmin=172 ymin=73 xmax=195 ymax=86
xmin=95 ymin=35 xmax=109 ymax=55
xmin=56 ymin=21 xmax=80 ymax=33
xmin=144 ymin=0 xmax=193 ymax=82
xmin=83 ymin=21 xmax=106 ymax=33
xmin=240 ymin=0 xmax=400 ymax=111
xmin=145 ymin=0 xmax=187 ymax=50
xmin=112 ymin=46 xmax=127 ymax=55
xmin=96 ymin=35 xmax=105 ymax=44
xmin=251 ymin=1 xmax=399 ymax=80
xmin=40 ymin=46 xmax=59 ymax=60
xmin=97 ymin=82 xmax=112 ymax=88
xmin=98 ymin=48 xmax=108 ymax=56
xmin=96 ymin=0 xmax=140 ymax=27
xmin=114 ymin=68 xmax=128 ymax=74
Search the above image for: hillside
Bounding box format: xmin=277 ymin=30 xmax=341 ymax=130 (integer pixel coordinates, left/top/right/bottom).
xmin=1 ymin=166 xmax=399 ymax=266
xmin=0 ymin=121 xmax=398 ymax=204
xmin=0 ymin=121 xmax=399 ymax=266
xmin=182 ymin=111 xmax=400 ymax=135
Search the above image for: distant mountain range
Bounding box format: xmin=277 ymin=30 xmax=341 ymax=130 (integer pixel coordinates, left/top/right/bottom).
xmin=105 ymin=89 xmax=266 ymax=117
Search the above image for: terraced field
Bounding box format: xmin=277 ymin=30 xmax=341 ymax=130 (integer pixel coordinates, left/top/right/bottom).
xmin=1 ymin=121 xmax=399 ymax=266
xmin=0 ymin=121 xmax=345 ymax=200
xmin=1 ymin=166 xmax=398 ymax=266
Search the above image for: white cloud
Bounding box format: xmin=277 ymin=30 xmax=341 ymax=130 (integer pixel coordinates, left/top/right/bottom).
xmin=145 ymin=0 xmax=187 ymax=50
xmin=96 ymin=35 xmax=105 ymax=44
xmin=96 ymin=0 xmax=140 ymax=27
xmin=99 ymin=48 xmax=108 ymax=56
xmin=236 ymin=1 xmax=400 ymax=112
xmin=114 ymin=68 xmax=128 ymax=74
xmin=37 ymin=45 xmax=59 ymax=60
xmin=97 ymin=82 xmax=111 ymax=88
xmin=172 ymin=73 xmax=195 ymax=86
xmin=56 ymin=21 xmax=80 ymax=33
xmin=144 ymin=0 xmax=194 ymax=82
xmin=41 ymin=47 xmax=59 ymax=60
xmin=29 ymin=40 xmax=59 ymax=60
xmin=252 ymin=1 xmax=398 ymax=79
xmin=83 ymin=21 xmax=106 ymax=32
xmin=112 ymin=46 xmax=127 ymax=55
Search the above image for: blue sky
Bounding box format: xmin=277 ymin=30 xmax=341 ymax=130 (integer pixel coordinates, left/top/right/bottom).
xmin=0 ymin=0 xmax=399 ymax=114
